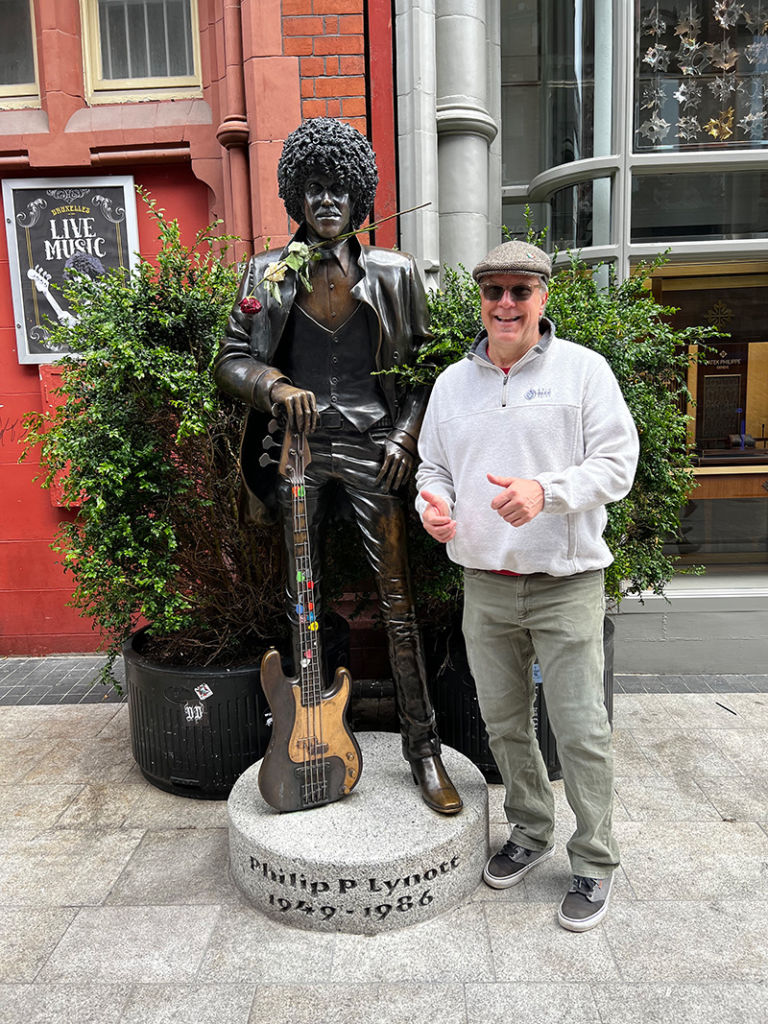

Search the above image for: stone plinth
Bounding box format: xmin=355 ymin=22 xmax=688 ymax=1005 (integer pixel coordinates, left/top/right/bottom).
xmin=228 ymin=732 xmax=488 ymax=933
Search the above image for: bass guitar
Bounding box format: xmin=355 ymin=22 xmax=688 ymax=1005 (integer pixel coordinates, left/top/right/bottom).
xmin=257 ymin=425 xmax=362 ymax=812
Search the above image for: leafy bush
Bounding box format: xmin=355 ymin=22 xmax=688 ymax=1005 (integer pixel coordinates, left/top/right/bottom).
xmin=23 ymin=195 xmax=287 ymax=675
xmin=396 ymin=253 xmax=723 ymax=618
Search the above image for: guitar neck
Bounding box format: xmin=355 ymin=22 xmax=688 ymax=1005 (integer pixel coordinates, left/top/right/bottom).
xmin=290 ymin=457 xmax=323 ymax=706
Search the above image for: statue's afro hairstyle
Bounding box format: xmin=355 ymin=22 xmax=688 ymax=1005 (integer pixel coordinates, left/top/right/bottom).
xmin=277 ymin=118 xmax=378 ymax=230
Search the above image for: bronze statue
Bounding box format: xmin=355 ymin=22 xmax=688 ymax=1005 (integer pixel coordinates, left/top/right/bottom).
xmin=215 ymin=117 xmax=462 ymax=814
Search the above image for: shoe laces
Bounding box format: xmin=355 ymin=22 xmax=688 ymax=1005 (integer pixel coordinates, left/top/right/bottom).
xmin=500 ymin=839 xmax=527 ymax=860
xmin=571 ymin=875 xmax=600 ymax=894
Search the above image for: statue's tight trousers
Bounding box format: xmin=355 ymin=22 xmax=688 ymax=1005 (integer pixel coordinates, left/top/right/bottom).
xmin=276 ymin=425 xmax=439 ymax=760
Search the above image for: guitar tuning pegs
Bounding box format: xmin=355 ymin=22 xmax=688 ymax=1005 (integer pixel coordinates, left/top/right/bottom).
xmin=268 ymin=418 xmax=279 ymax=434
xmin=261 ymin=435 xmax=280 ymax=453
xmin=259 ymin=451 xmax=275 ymax=468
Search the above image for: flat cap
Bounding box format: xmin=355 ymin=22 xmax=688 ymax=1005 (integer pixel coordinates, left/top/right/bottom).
xmin=472 ymin=241 xmax=551 ymax=282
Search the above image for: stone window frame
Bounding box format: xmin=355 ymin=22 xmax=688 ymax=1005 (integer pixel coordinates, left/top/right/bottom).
xmin=80 ymin=0 xmax=202 ymax=105
xmin=0 ymin=0 xmax=40 ymax=109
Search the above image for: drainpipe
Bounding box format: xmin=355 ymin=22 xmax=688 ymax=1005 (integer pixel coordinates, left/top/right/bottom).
xmin=216 ymin=0 xmax=252 ymax=261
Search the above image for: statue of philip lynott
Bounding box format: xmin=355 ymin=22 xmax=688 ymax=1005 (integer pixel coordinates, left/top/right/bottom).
xmin=214 ymin=118 xmax=462 ymax=814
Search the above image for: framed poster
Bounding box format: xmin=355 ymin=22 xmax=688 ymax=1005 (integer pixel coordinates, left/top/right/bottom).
xmin=2 ymin=176 xmax=140 ymax=364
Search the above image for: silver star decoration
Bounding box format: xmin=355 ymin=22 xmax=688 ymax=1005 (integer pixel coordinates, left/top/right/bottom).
xmin=679 ymin=44 xmax=709 ymax=75
xmin=674 ymin=13 xmax=702 ymax=38
xmin=743 ymin=8 xmax=768 ymax=34
xmin=638 ymin=111 xmax=672 ymax=143
xmin=673 ymin=80 xmax=702 ymax=108
xmin=738 ymin=109 xmax=768 ymax=136
xmin=706 ymin=40 xmax=740 ymax=70
xmin=676 ymin=114 xmax=701 ymax=140
xmin=708 ymin=73 xmax=743 ymax=103
xmin=641 ymin=6 xmax=667 ymax=36
xmin=744 ymin=39 xmax=768 ymax=66
xmin=643 ymin=45 xmax=672 ymax=71
xmin=641 ymin=83 xmax=666 ymax=109
xmin=713 ymin=1 xmax=745 ymax=29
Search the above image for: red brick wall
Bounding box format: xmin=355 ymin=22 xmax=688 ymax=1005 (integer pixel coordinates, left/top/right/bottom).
xmin=0 ymin=166 xmax=212 ymax=656
xmin=282 ymin=0 xmax=368 ymax=134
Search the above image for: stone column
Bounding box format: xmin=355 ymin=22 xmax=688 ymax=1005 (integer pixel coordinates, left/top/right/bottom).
xmin=395 ymin=0 xmax=441 ymax=287
xmin=435 ymin=0 xmax=498 ymax=274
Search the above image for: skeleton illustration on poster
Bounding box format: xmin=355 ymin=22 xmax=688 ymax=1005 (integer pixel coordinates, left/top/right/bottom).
xmin=2 ymin=176 xmax=140 ymax=364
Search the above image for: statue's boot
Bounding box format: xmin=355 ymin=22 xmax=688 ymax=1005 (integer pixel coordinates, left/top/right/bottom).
xmin=385 ymin=615 xmax=463 ymax=815
xmin=408 ymin=750 xmax=464 ymax=815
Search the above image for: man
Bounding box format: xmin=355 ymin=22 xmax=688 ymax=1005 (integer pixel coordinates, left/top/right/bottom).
xmin=416 ymin=240 xmax=638 ymax=929
xmin=215 ymin=117 xmax=462 ymax=815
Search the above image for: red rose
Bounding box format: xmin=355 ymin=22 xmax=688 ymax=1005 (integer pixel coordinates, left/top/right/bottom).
xmin=239 ymin=296 xmax=262 ymax=315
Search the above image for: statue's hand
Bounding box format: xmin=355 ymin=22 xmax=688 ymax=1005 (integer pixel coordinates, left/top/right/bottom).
xmin=269 ymin=382 xmax=318 ymax=434
xmin=375 ymin=437 xmax=415 ymax=492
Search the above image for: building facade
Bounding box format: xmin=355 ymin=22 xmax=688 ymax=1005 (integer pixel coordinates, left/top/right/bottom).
xmin=2 ymin=1 xmax=766 ymax=670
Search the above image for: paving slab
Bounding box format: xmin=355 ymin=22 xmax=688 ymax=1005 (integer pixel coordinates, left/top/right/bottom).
xmin=248 ymin=982 xmax=468 ymax=1024
xmin=330 ymin=903 xmax=495 ymax=983
xmin=119 ymin=983 xmax=255 ymax=1024
xmin=0 ymin=737 xmax=57 ymax=784
xmin=0 ymin=827 xmax=145 ymax=907
xmin=0 ymin=783 xmax=83 ymax=830
xmin=26 ymin=704 xmax=121 ymax=739
xmin=54 ymin=783 xmax=149 ymax=829
xmin=616 ymin=820 xmax=768 ymax=900
xmin=613 ymin=773 xmax=721 ymax=822
xmin=198 ymin=904 xmax=335 ymax=984
xmin=0 ymin=984 xmax=131 ymax=1024
xmin=484 ymin=902 xmax=621 ymax=983
xmin=0 ymin=909 xmax=77 ymax=984
xmin=464 ymin=982 xmax=600 ymax=1024
xmin=591 ymin=983 xmax=768 ymax=1024
xmin=106 ymin=828 xmax=240 ymax=906
xmin=122 ymin=786 xmax=229 ymax=830
xmin=602 ymin=900 xmax=768 ymax=983
xmin=695 ymin=775 xmax=768 ymax=820
xmin=19 ymin=735 xmax=137 ymax=785
xmin=39 ymin=906 xmax=222 ymax=984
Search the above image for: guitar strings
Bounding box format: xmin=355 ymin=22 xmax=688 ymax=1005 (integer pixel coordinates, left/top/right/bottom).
xmin=292 ymin=436 xmax=327 ymax=806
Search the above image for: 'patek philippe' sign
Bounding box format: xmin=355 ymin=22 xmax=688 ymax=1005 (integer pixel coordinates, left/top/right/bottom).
xmin=2 ymin=176 xmax=140 ymax=364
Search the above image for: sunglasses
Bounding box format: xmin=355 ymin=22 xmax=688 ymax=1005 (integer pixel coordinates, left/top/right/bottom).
xmin=479 ymin=283 xmax=540 ymax=302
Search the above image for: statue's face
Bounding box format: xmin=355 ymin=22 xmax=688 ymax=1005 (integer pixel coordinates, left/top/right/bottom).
xmin=303 ymin=171 xmax=352 ymax=241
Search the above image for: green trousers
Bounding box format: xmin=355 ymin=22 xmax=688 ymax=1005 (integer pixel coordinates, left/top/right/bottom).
xmin=462 ymin=567 xmax=618 ymax=878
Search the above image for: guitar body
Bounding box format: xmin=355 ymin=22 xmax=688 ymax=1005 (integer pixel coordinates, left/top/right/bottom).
xmin=258 ymin=647 xmax=363 ymax=812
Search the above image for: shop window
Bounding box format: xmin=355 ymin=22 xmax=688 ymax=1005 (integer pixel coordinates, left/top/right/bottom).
xmin=635 ymin=1 xmax=768 ymax=151
xmin=631 ymin=169 xmax=768 ymax=241
xmin=655 ymin=268 xmax=768 ymax=567
xmin=503 ymin=177 xmax=612 ymax=249
xmin=81 ymin=0 xmax=201 ymax=102
xmin=0 ymin=0 xmax=38 ymax=107
xmin=501 ymin=0 xmax=613 ymax=184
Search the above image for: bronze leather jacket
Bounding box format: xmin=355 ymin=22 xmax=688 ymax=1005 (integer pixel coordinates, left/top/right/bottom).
xmin=214 ymin=231 xmax=431 ymax=521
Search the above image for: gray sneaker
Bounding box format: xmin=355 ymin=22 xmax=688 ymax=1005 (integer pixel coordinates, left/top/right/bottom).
xmin=557 ymin=874 xmax=612 ymax=931
xmin=483 ymin=838 xmax=555 ymax=889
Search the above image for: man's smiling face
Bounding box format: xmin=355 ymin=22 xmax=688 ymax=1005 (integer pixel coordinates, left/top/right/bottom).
xmin=479 ymin=273 xmax=548 ymax=364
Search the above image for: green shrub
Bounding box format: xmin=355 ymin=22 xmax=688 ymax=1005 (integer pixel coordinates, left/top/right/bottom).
xmin=22 ymin=194 xmax=287 ymax=676
xmin=393 ymin=253 xmax=723 ymax=619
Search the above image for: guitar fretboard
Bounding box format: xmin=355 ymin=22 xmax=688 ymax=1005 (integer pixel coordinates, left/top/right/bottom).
xmin=287 ymin=434 xmax=327 ymax=805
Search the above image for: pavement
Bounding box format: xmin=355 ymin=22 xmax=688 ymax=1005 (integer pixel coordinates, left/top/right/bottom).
xmin=1 ymin=656 xmax=767 ymax=1023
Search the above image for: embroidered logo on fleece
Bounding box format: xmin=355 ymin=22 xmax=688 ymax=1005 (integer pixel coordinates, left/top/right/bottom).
xmin=524 ymin=388 xmax=552 ymax=400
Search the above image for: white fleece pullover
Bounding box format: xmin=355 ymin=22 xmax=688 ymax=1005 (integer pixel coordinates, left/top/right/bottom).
xmin=415 ymin=319 xmax=639 ymax=577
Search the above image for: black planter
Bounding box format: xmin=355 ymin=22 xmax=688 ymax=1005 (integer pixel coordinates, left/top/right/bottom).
xmin=426 ymin=617 xmax=615 ymax=784
xmin=124 ymin=635 xmax=271 ymax=799
xmin=124 ymin=616 xmax=350 ymax=799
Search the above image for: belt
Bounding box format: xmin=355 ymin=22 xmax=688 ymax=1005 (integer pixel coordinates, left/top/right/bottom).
xmin=316 ymin=410 xmax=392 ymax=430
